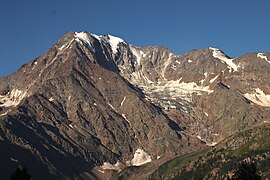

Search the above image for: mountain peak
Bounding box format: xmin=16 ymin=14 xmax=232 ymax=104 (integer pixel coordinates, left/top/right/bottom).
xmin=104 ymin=34 xmax=126 ymax=54
xmin=54 ymin=31 xmax=127 ymax=55
xmin=209 ymin=47 xmax=238 ymax=72
xmin=74 ymin=31 xmax=126 ymax=54
xmin=1 ymin=31 xmax=270 ymax=179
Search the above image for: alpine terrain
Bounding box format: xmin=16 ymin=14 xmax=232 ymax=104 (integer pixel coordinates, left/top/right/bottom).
xmin=0 ymin=31 xmax=269 ymax=179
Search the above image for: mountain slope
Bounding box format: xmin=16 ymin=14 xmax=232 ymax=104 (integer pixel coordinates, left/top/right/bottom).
xmin=0 ymin=32 xmax=203 ymax=179
xmin=148 ymin=122 xmax=270 ymax=179
xmin=0 ymin=31 xmax=270 ymax=179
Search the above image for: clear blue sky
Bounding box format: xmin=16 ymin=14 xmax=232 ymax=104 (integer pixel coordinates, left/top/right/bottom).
xmin=1 ymin=0 xmax=270 ymax=77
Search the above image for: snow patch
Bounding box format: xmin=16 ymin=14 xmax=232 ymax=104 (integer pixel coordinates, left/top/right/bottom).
xmin=210 ymin=47 xmax=238 ymax=72
xmin=157 ymin=156 xmax=161 ymax=160
xmin=127 ymin=148 xmax=152 ymax=166
xmin=10 ymin=157 xmax=19 ymax=163
xmin=207 ymin=142 xmax=218 ymax=146
xmin=209 ymin=75 xmax=219 ymax=83
xmin=107 ymin=102 xmax=116 ymax=110
xmin=140 ymin=51 xmax=146 ymax=57
xmin=120 ymin=96 xmax=126 ymax=106
xmin=69 ymin=124 xmax=74 ymax=128
xmin=167 ymin=101 xmax=177 ymax=109
xmin=199 ymin=72 xmax=208 ymax=84
xmin=171 ymin=64 xmax=177 ymax=70
xmin=49 ymin=97 xmax=54 ymax=101
xmin=174 ymin=80 xmax=213 ymax=93
xmin=0 ymin=112 xmax=8 ymax=117
xmin=100 ymin=162 xmax=121 ymax=171
xmin=98 ymin=170 xmax=105 ymax=174
xmin=122 ymin=114 xmax=130 ymax=124
xmin=59 ymin=39 xmax=75 ymax=51
xmin=0 ymin=89 xmax=27 ymax=107
xmin=257 ymin=53 xmax=270 ymax=63
xmin=205 ymin=112 xmax=209 ymax=116
xmin=188 ymin=59 xmax=193 ymax=63
xmin=244 ymin=88 xmax=270 ymax=107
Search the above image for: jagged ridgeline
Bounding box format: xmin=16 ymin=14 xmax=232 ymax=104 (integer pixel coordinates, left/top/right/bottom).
xmin=0 ymin=31 xmax=270 ymax=179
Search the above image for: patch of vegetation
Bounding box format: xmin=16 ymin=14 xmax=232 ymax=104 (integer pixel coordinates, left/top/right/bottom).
xmin=113 ymin=165 xmax=146 ymax=180
xmin=230 ymin=160 xmax=260 ymax=180
xmin=148 ymin=124 xmax=270 ymax=179
xmin=149 ymin=148 xmax=210 ymax=180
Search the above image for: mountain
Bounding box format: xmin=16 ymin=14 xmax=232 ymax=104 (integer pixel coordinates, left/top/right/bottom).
xmin=0 ymin=31 xmax=270 ymax=179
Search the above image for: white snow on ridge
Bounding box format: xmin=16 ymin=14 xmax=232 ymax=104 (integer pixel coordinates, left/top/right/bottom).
xmin=74 ymin=32 xmax=126 ymax=54
xmin=127 ymin=148 xmax=152 ymax=166
xmin=74 ymin=32 xmax=98 ymax=53
xmin=75 ymin=32 xmax=91 ymax=44
xmin=257 ymin=53 xmax=270 ymax=63
xmin=107 ymin=35 xmax=125 ymax=54
xmin=209 ymin=47 xmax=238 ymax=72
xmin=244 ymin=88 xmax=270 ymax=107
xmin=91 ymin=33 xmax=101 ymax=41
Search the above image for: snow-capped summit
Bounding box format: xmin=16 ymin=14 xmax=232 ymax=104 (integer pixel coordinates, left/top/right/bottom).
xmin=209 ymin=47 xmax=238 ymax=72
xmin=74 ymin=31 xmax=126 ymax=54
xmin=105 ymin=34 xmax=126 ymax=54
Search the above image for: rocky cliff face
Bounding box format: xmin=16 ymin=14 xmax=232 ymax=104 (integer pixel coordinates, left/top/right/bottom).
xmin=0 ymin=31 xmax=269 ymax=179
